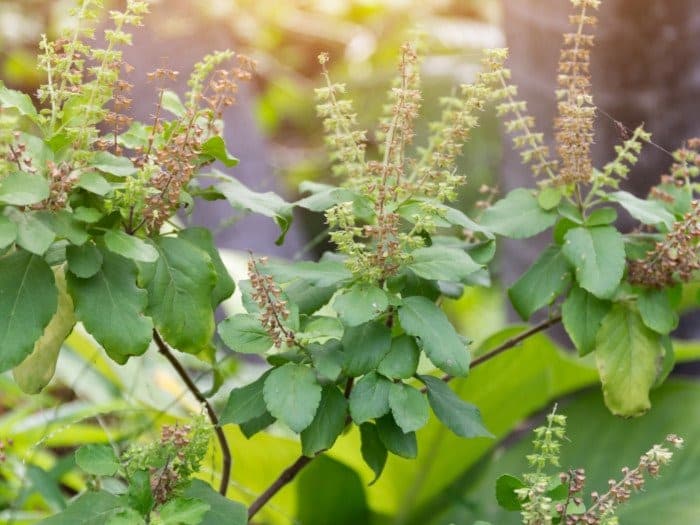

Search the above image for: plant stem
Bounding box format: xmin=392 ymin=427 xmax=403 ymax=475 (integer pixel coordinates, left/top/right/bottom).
xmin=152 ymin=330 xmax=231 ymax=496
xmin=247 ymin=314 xmax=562 ymax=521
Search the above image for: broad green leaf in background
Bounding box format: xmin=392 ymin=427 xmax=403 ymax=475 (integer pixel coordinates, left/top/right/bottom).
xmin=38 ymin=491 xmax=127 ymax=525
xmin=104 ymin=230 xmax=159 ymax=263
xmin=637 ymin=288 xmax=678 ymax=335
xmin=333 ymin=283 xmax=388 ymax=327
xmin=67 ymin=249 xmax=153 ymax=364
xmin=508 ymin=245 xmax=572 ymax=320
xmin=309 ymin=339 xmax=344 ymax=381
xmin=378 ymin=335 xmax=421 ymax=379
xmin=74 ymin=444 xmax=119 ymax=476
xmin=220 ymin=371 xmax=270 ymax=425
xmin=479 ymin=189 xmax=557 ymax=239
xmin=184 ymin=480 xmax=247 ymax=525
xmin=13 ymin=210 xmax=56 ymax=255
xmin=0 ymin=85 xmax=40 ymax=121
xmin=0 ymin=171 xmax=50 ymax=205
xmin=266 ymin=258 xmax=352 ymax=288
xmin=398 ymin=296 xmax=470 ymax=376
xmin=0 ymin=250 xmax=57 ymax=372
xmin=595 ymin=303 xmax=664 ymax=416
xmin=360 ymin=423 xmax=388 ymax=485
xmin=408 ymin=246 xmax=481 ymax=282
xmin=161 ymin=89 xmax=186 ymax=118
xmin=127 ymin=470 xmax=153 ymax=517
xmin=376 ymin=414 xmax=418 ymax=459
xmin=0 ymin=214 xmax=17 ymax=249
xmin=263 ymin=363 xmax=322 ymax=433
xmin=140 ymin=236 xmax=216 ymax=354
xmin=342 ymin=320 xmax=392 ymax=376
xmin=218 ymin=314 xmax=273 ymax=354
xmin=76 ymin=171 xmax=112 ymax=196
xmin=388 ymin=382 xmax=430 ymax=433
xmin=349 ymin=372 xmax=392 ymax=424
xmin=609 ymin=190 xmax=675 ymax=229
xmin=92 ymin=151 xmax=137 ymax=177
xmin=562 ymin=285 xmax=611 ymax=356
xmin=13 ymin=266 xmax=76 ymax=393
xmin=562 ymin=226 xmax=625 ymax=299
xmin=301 ymin=385 xmax=349 ymax=456
xmin=494 ymin=474 xmax=526 ymax=511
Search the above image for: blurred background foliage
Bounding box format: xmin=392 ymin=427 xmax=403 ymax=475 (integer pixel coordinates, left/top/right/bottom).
xmin=1 ymin=1 xmax=699 ymax=524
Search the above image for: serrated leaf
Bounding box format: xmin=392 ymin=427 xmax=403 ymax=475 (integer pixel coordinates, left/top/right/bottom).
xmin=398 ymin=296 xmax=469 ymax=376
xmin=127 ymin=470 xmax=153 ymax=517
xmin=0 ymin=250 xmax=57 ymax=372
xmin=41 ymin=210 xmax=89 ymax=245
xmin=104 ymin=230 xmax=159 ymax=263
xmin=537 ymin=186 xmax=562 ymax=210
xmin=637 ymin=288 xmax=678 ymax=335
xmin=93 ymin=151 xmax=137 ymax=177
xmin=360 ymin=423 xmax=388 ymax=485
xmin=333 ymin=283 xmax=388 ymax=327
xmin=200 ymin=136 xmax=239 ymax=167
xmin=609 ymin=190 xmax=675 ymax=229
xmin=595 ymin=303 xmax=664 ymax=416
xmin=13 ymin=211 xmax=55 ymax=255
xmin=66 ymin=242 xmax=103 ymax=278
xmin=301 ymin=385 xmax=348 ymax=456
xmin=495 ymin=474 xmax=526 ymax=511
xmin=408 ymin=246 xmax=481 ymax=282
xmin=263 ymin=363 xmax=322 ymax=433
xmin=388 ymin=382 xmax=429 ymax=433
xmin=377 ymin=335 xmax=420 ymax=379
xmin=183 ymin=480 xmax=247 ymax=525
xmin=419 ymin=375 xmax=492 ymax=437
xmin=309 ymin=339 xmax=344 ymax=381
xmin=158 ymin=497 xmax=210 ymax=525
xmin=220 ymin=371 xmax=270 ymax=425
xmin=13 ymin=266 xmax=76 ymax=393
xmin=0 ymin=215 xmax=17 ymax=249
xmin=375 ymin=414 xmax=417 ymax=459
xmin=140 ymin=236 xmax=216 ymax=354
xmin=0 ymin=171 xmax=50 ymax=205
xmin=0 ymin=85 xmax=39 ymax=120
xmin=342 ymin=320 xmax=392 ymax=376
xmin=349 ymin=372 xmax=392 ymax=424
xmin=479 ymin=189 xmax=556 ymax=238
xmin=508 ymin=245 xmax=572 ymax=320
xmin=563 ymin=226 xmax=625 ymax=299
xmin=67 ymin=248 xmax=153 ymax=364
xmin=218 ymin=314 xmax=272 ymax=354
xmin=562 ymin=285 xmax=611 ymax=356
xmin=75 ymin=444 xmax=118 ymax=476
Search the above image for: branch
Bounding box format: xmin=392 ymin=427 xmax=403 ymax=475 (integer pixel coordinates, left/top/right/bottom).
xmin=246 ymin=315 xmax=562 ymax=521
xmin=153 ymin=329 xmax=232 ymax=496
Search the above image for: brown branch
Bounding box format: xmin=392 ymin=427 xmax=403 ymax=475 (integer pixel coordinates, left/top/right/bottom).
xmin=153 ymin=329 xmax=232 ymax=496
xmin=246 ymin=314 xmax=562 ymax=521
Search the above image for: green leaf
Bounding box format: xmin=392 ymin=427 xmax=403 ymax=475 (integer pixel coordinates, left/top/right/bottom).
xmin=333 ymin=283 xmax=388 ymax=327
xmin=38 ymin=491 xmax=127 ymax=525
xmin=127 ymin=470 xmax=154 ymax=517
xmin=266 ymin=259 xmax=352 ymax=288
xmin=398 ymin=296 xmax=470 ymax=377
xmin=0 ymin=85 xmax=39 ymax=120
xmin=309 ymin=339 xmax=344 ymax=381
xmin=301 ymin=385 xmax=349 ymax=456
xmin=178 ymin=227 xmax=235 ymax=307
xmin=296 ymin=182 xmax=371 ymax=218
xmin=77 ymin=172 xmax=112 ymax=196
xmin=66 ymin=242 xmax=103 ymax=278
xmin=537 ymin=186 xmax=562 ymax=210
xmin=0 ymin=171 xmax=50 ymax=205
xmin=220 ymin=371 xmax=270 ymax=425
xmin=349 ymin=372 xmax=392 ymax=424
xmin=73 ymin=207 xmax=103 ymax=223
xmin=342 ymin=320 xmax=392 ymax=376
xmin=495 ymin=474 xmax=526 ymax=511
xmin=43 ymin=210 xmax=89 ymax=245
xmin=13 ymin=211 xmax=55 ymax=255
xmin=375 ymin=414 xmax=417 ymax=459
xmin=158 ymin=497 xmax=210 ymax=525
xmin=360 ymin=423 xmax=388 ymax=485
xmin=263 ymin=363 xmax=322 ymax=433
xmin=562 ymin=285 xmax=611 ymax=356
xmin=419 ymin=375 xmax=492 ymax=438
xmin=408 ymin=246 xmax=481 ymax=282
xmin=75 ymin=444 xmax=119 ymax=476
xmin=139 ymin=236 xmax=216 ymax=353
xmin=285 ymin=279 xmax=337 ymax=315
xmin=106 ymin=508 xmax=146 ymax=525
xmin=214 ymin=174 xmax=292 ymax=244
xmin=67 ymin=249 xmax=153 ymax=364
xmin=200 ymin=136 xmax=239 ymax=167
xmin=161 ymin=89 xmax=186 ymax=118
xmin=638 ymin=288 xmax=678 ymax=335
xmin=183 ymin=480 xmax=247 ymax=525
xmin=479 ymin=189 xmax=557 ymax=239
xmin=508 ymin=245 xmax=572 ymax=320
xmin=0 ymin=215 xmax=17 ymax=249
xmin=92 ymin=151 xmax=137 ymax=177
xmin=388 ymin=382 xmax=429 ymax=433
xmin=585 ymin=206 xmax=618 ymax=226
xmin=562 ymin=226 xmax=625 ymax=299
xmin=13 ymin=266 xmax=76 ymax=393
xmin=595 ymin=303 xmax=664 ymax=416
xmin=239 ymin=411 xmax=276 ymax=438
xmin=218 ymin=314 xmax=272 ymax=354
xmin=104 ymin=230 xmax=159 ymax=263
xmin=377 ymin=335 xmax=420 ymax=379
xmin=0 ymin=250 xmax=57 ymax=372
xmin=609 ymin=190 xmax=675 ymax=229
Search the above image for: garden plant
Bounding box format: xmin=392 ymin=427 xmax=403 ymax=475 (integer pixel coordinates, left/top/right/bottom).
xmin=0 ymin=0 xmax=697 ymax=523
